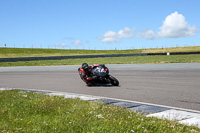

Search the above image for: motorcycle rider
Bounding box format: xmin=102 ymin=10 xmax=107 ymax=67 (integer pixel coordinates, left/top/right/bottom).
xmin=78 ymin=63 xmax=94 ymax=86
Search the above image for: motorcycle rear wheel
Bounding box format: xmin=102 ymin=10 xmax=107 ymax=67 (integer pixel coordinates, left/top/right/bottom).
xmin=109 ymin=75 xmax=119 ymax=86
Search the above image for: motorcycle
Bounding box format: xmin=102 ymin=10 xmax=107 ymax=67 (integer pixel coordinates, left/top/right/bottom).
xmin=90 ymin=64 xmax=119 ymax=86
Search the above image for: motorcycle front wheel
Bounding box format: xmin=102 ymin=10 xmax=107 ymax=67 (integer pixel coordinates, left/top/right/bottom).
xmin=108 ymin=75 xmax=119 ymax=86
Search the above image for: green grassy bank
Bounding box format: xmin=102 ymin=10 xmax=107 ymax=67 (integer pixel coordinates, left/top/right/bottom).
xmin=1 ymin=46 xmax=200 ymax=58
xmin=0 ymin=54 xmax=200 ymax=67
xmin=0 ymin=48 xmax=141 ymax=58
xmin=1 ymin=90 xmax=199 ymax=132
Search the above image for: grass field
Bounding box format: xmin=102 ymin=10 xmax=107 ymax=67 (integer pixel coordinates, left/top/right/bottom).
xmin=0 ymin=54 xmax=200 ymax=67
xmin=0 ymin=46 xmax=200 ymax=58
xmin=1 ymin=90 xmax=199 ymax=132
xmin=0 ymin=48 xmax=141 ymax=58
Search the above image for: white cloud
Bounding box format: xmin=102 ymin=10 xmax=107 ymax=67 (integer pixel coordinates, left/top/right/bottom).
xmin=72 ymin=40 xmax=83 ymax=46
xmin=97 ymin=12 xmax=199 ymax=43
xmin=97 ymin=31 xmax=119 ymax=43
xmin=118 ymin=27 xmax=135 ymax=38
xmin=98 ymin=27 xmax=135 ymax=43
xmin=136 ymin=29 xmax=156 ymax=40
xmin=104 ymin=31 xmax=118 ymax=38
xmin=158 ymin=11 xmax=198 ymax=38
xmin=55 ymin=43 xmax=67 ymax=47
xmin=101 ymin=37 xmax=120 ymax=43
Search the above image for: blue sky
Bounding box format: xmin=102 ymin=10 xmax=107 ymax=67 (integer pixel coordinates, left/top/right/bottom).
xmin=0 ymin=0 xmax=200 ymax=50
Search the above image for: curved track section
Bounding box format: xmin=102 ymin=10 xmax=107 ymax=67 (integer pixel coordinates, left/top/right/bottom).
xmin=0 ymin=63 xmax=200 ymax=111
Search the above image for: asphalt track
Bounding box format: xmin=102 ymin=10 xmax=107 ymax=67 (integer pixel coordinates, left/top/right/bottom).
xmin=0 ymin=63 xmax=200 ymax=111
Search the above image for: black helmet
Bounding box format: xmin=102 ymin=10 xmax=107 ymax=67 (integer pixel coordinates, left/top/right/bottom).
xmin=82 ymin=63 xmax=89 ymax=72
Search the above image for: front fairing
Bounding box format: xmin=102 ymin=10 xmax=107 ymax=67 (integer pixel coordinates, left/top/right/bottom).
xmin=92 ymin=66 xmax=108 ymax=77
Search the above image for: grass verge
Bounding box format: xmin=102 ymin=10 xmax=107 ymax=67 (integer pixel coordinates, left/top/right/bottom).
xmin=0 ymin=54 xmax=200 ymax=67
xmin=1 ymin=90 xmax=199 ymax=132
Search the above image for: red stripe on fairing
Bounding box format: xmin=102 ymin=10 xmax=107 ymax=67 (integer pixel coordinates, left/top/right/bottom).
xmin=79 ymin=68 xmax=81 ymax=75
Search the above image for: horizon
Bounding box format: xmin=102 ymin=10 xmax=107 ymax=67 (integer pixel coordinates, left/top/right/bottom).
xmin=1 ymin=46 xmax=200 ymax=51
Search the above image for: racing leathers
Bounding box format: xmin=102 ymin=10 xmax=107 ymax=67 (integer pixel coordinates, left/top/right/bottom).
xmin=79 ymin=64 xmax=94 ymax=86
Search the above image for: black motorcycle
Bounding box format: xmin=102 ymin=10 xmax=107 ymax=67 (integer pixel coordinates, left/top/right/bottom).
xmin=90 ymin=64 xmax=119 ymax=86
